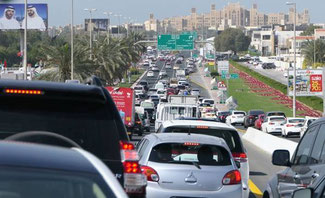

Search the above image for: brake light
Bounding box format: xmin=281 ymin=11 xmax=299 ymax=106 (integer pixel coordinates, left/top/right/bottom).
xmin=232 ymin=152 xmax=248 ymax=162
xmin=141 ymin=166 xmax=159 ymax=182
xmin=196 ymin=126 xmax=209 ymax=129
xmin=184 ymin=142 xmax=200 ymax=146
xmin=222 ymin=170 xmax=241 ymax=185
xmin=4 ymin=89 xmax=42 ymax=95
xmin=123 ymin=161 xmax=141 ymax=173
xmin=249 ymin=115 xmax=255 ymax=119
xmin=120 ymin=141 xmax=135 ymax=150
xmin=286 ymin=124 xmax=294 ymax=127
xmin=136 ymin=121 xmax=142 ymax=124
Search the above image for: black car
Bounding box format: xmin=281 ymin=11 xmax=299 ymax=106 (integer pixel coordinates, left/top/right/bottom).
xmin=0 ymin=79 xmax=145 ymax=197
xmin=264 ymin=117 xmax=325 ymax=198
xmin=138 ymin=81 xmax=148 ymax=91
xmin=0 ymin=141 xmax=129 ymax=198
xmin=262 ymin=63 xmax=276 ymax=69
xmin=243 ymin=110 xmax=265 ymax=128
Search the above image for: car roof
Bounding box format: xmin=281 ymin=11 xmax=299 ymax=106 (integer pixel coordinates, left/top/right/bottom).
xmin=0 ymin=141 xmax=97 ymax=173
xmin=148 ymin=133 xmax=228 ymax=147
xmin=161 ymin=120 xmax=236 ymax=130
xmin=0 ymin=80 xmax=106 ymax=103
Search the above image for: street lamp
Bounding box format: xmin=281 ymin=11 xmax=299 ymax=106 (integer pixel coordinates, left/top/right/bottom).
xmin=114 ymin=14 xmax=122 ymax=36
xmin=124 ymin=16 xmax=131 ymax=37
xmin=23 ymin=0 xmax=27 ymax=80
xmin=103 ymin=11 xmax=113 ymax=44
xmin=84 ymin=8 xmax=97 ymax=59
xmin=71 ymin=0 xmax=74 ymax=80
xmin=286 ymin=2 xmax=296 ymax=117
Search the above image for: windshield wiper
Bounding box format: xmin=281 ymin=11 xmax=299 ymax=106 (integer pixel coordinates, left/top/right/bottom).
xmin=166 ymin=161 xmax=201 ymax=169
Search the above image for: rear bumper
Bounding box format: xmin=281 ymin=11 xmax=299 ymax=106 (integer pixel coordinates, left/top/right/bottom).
xmin=147 ymin=182 xmax=242 ymax=198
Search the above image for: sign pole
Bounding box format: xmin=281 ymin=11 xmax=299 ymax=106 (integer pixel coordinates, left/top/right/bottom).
xmin=23 ymin=0 xmax=28 ymax=80
xmin=323 ymin=67 xmax=325 ymax=116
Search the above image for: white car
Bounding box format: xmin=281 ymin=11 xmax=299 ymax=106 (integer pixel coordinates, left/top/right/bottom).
xmin=155 ymin=83 xmax=165 ymax=90
xmin=301 ymin=116 xmax=319 ymax=137
xmin=147 ymin=71 xmax=154 ymax=77
xmin=156 ymin=89 xmax=167 ymax=100
xmin=261 ymin=116 xmax=286 ymax=134
xmin=226 ymin=111 xmax=246 ymax=125
xmin=281 ymin=117 xmax=305 ymax=138
xmin=134 ymin=85 xmax=145 ymax=94
xmin=165 ymin=63 xmax=172 ymax=69
xmin=159 ymin=70 xmax=167 ymax=77
xmin=191 ymin=89 xmax=200 ymax=96
xmin=152 ymin=66 xmax=160 ymax=72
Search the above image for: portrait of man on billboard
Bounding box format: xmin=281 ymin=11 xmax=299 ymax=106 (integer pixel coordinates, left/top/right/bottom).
xmin=0 ymin=6 xmax=20 ymax=29
xmin=22 ymin=5 xmax=46 ymax=30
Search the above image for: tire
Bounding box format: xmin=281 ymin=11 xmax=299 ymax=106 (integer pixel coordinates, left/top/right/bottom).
xmin=263 ymin=192 xmax=270 ymax=198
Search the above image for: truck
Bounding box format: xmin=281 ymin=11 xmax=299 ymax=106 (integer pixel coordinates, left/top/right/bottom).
xmin=155 ymin=95 xmax=199 ymax=131
xmin=176 ymin=69 xmax=186 ymax=79
xmin=105 ymin=87 xmax=143 ymax=139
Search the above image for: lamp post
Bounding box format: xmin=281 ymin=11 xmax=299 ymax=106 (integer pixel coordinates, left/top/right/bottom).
xmin=103 ymin=11 xmax=112 ymax=44
xmin=84 ymin=8 xmax=97 ymax=59
xmin=124 ymin=16 xmax=131 ymax=37
xmin=286 ymin=2 xmax=296 ymax=117
xmin=23 ymin=0 xmax=27 ymax=80
xmin=71 ymin=0 xmax=74 ymax=80
xmin=114 ymin=14 xmax=122 ymax=36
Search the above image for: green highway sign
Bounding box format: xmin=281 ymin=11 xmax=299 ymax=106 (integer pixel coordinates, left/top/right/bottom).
xmin=157 ymin=35 xmax=176 ymax=50
xmin=181 ymin=31 xmax=198 ymax=39
xmin=230 ymin=73 xmax=239 ymax=79
xmin=158 ymin=34 xmax=194 ymax=51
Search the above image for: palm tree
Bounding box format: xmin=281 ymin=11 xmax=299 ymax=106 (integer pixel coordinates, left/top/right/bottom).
xmin=37 ymin=37 xmax=95 ymax=82
xmin=301 ymin=39 xmax=325 ymax=68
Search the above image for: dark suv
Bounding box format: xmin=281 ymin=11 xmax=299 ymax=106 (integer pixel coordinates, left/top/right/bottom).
xmin=243 ymin=110 xmax=264 ymax=128
xmin=0 ymin=79 xmax=146 ymax=197
xmin=262 ymin=63 xmax=276 ymax=69
xmin=264 ymin=117 xmax=325 ymax=198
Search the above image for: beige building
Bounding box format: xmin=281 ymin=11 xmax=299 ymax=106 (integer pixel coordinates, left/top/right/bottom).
xmin=148 ymin=3 xmax=310 ymax=32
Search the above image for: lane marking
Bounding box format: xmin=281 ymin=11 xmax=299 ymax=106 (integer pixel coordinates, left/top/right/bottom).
xmin=249 ymin=179 xmax=263 ymax=197
xmin=237 ymin=128 xmax=246 ymax=133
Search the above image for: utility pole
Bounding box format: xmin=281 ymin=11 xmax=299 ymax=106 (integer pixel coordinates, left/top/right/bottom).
xmin=71 ymin=0 xmax=74 ymax=80
xmin=103 ymin=11 xmax=113 ymax=44
xmin=84 ymin=8 xmax=97 ymax=59
xmin=23 ymin=0 xmax=28 ymax=80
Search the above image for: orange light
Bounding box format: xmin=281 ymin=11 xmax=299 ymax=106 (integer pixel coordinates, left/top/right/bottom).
xmin=120 ymin=141 xmax=135 ymax=150
xmin=184 ymin=142 xmax=200 ymax=146
xmin=4 ymin=89 xmax=43 ymax=95
xmin=196 ymin=126 xmax=209 ymax=129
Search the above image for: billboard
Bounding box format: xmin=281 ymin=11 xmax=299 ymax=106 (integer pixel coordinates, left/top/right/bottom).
xmin=85 ymin=19 xmax=109 ymax=31
xmin=0 ymin=4 xmax=48 ymax=30
xmin=105 ymin=87 xmax=134 ymax=126
xmin=218 ymin=61 xmax=229 ymax=74
xmin=288 ymin=69 xmax=323 ymax=96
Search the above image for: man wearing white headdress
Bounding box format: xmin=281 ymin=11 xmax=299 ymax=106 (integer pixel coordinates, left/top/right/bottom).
xmin=22 ymin=5 xmax=46 ymax=30
xmin=0 ymin=6 xmax=20 ymax=29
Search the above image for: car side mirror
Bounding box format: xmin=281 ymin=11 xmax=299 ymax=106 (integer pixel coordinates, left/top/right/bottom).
xmin=235 ymin=161 xmax=241 ymax=169
xmin=292 ymin=188 xmax=312 ymax=198
xmin=272 ymin=150 xmax=291 ymax=167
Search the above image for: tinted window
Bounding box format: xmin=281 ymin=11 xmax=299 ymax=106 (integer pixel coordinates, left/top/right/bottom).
xmin=267 ymin=112 xmax=285 ymax=117
xmin=138 ymin=139 xmax=149 ymax=158
xmin=0 ymin=167 xmax=116 ymax=198
xmin=250 ymin=111 xmax=264 ymax=115
xmin=162 ymin=126 xmax=243 ymax=153
xmin=234 ymin=112 xmax=245 ymax=115
xmin=149 ymin=143 xmax=231 ymax=166
xmin=288 ymin=119 xmax=305 ymax=123
xmin=294 ymin=126 xmax=318 ymax=165
xmin=270 ymin=117 xmax=285 ymax=121
xmin=0 ymin=97 xmax=120 ymax=160
xmin=316 ymin=125 xmax=325 ymax=164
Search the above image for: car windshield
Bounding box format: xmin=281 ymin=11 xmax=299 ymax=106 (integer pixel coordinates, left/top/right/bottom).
xmin=250 ymin=111 xmax=264 ymax=115
xmin=160 ymin=126 xmax=243 ymax=153
xmin=149 ymin=143 xmax=231 ymax=166
xmin=288 ymin=119 xmax=305 ymax=123
xmin=0 ymin=167 xmax=116 ymax=198
xmin=268 ymin=112 xmax=285 ymax=117
xmin=141 ymin=102 xmax=154 ymax=108
xmin=219 ymin=112 xmax=230 ymax=116
xmin=134 ymin=87 xmax=143 ymax=90
xmin=0 ymin=97 xmax=118 ymax=160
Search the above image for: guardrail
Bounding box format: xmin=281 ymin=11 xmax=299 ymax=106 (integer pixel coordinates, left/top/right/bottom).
xmin=242 ymin=127 xmax=298 ymax=158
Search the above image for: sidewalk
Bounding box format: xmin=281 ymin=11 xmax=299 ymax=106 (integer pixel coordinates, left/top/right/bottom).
xmin=189 ymin=64 xmax=228 ymax=111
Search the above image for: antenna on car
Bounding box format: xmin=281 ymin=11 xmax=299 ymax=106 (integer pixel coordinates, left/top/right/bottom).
xmin=86 ymin=75 xmax=103 ymax=86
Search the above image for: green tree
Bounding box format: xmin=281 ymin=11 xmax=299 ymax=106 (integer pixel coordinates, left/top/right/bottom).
xmin=300 ymin=25 xmax=321 ymax=36
xmin=214 ymin=28 xmax=250 ymax=54
xmin=301 ymin=39 xmax=325 ymax=68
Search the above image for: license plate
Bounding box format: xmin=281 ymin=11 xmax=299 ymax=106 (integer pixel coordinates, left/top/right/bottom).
xmin=276 ymin=128 xmax=282 ymax=130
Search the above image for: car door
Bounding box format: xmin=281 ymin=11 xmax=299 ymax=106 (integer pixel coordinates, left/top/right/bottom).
xmin=277 ymin=125 xmax=319 ymax=198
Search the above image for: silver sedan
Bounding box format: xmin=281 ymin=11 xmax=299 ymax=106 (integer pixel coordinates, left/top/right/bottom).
xmin=136 ymin=133 xmax=243 ymax=198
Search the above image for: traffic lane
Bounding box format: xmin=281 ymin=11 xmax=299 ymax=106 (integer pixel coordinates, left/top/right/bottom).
xmin=240 ymin=136 xmax=287 ymax=197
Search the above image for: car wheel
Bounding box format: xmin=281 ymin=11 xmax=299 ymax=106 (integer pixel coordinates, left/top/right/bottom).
xmin=263 ymin=191 xmax=270 ymax=198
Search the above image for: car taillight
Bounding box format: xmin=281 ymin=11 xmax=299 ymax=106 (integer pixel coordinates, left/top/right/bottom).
xmin=124 ymin=161 xmax=141 ymax=173
xmin=249 ymin=115 xmax=255 ymax=119
xmin=232 ymin=152 xmax=248 ymax=163
xmin=4 ymin=89 xmax=43 ymax=95
xmin=141 ymin=166 xmax=159 ymax=182
xmin=136 ymin=121 xmax=141 ymax=124
xmin=120 ymin=141 xmax=135 ymax=150
xmin=222 ymin=170 xmax=241 ymax=185
xmin=287 ymin=124 xmax=294 ymax=127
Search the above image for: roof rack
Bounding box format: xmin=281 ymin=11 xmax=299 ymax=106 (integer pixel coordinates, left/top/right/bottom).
xmin=86 ymin=75 xmax=103 ymax=87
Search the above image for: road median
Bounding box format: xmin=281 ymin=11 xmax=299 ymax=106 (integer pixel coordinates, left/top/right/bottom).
xmin=242 ymin=127 xmax=298 ymax=158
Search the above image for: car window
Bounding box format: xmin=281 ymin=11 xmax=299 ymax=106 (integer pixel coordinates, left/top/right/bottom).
xmin=149 ymin=143 xmax=231 ymax=166
xmin=270 ymin=117 xmax=285 ymax=121
xmin=234 ymin=112 xmax=245 ymax=116
xmin=0 ymin=167 xmax=116 ymax=198
xmin=317 ymin=125 xmax=325 ymax=164
xmin=138 ymin=139 xmax=149 ymax=158
xmin=293 ymin=126 xmax=318 ymax=165
xmin=162 ymin=126 xmax=243 ymax=153
xmin=288 ymin=119 xmax=305 ymax=123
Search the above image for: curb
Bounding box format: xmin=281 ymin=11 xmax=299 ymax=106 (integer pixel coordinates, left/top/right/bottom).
xmin=131 ymin=69 xmax=148 ymax=89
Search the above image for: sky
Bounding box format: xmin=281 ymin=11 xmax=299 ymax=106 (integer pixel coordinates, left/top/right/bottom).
xmin=3 ymin=0 xmax=325 ymax=27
